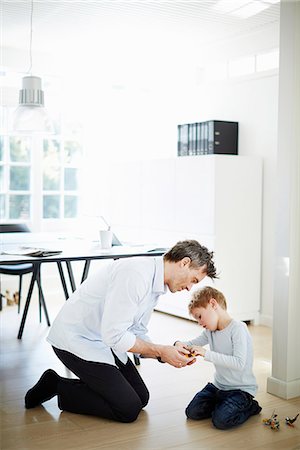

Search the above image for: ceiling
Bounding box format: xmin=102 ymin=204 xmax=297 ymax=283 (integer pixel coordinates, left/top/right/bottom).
xmin=1 ymin=0 xmax=280 ymax=94
xmin=2 ymin=0 xmax=280 ymax=55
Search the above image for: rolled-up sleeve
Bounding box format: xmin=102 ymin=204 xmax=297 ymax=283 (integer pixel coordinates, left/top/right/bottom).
xmin=101 ymin=264 xmax=148 ymax=353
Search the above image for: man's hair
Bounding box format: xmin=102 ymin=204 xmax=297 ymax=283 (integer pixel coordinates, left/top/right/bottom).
xmin=163 ymin=240 xmax=217 ymax=279
xmin=188 ymin=286 xmax=227 ymax=312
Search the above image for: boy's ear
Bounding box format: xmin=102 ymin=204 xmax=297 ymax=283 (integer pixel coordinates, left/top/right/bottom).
xmin=210 ymin=298 xmax=218 ymax=309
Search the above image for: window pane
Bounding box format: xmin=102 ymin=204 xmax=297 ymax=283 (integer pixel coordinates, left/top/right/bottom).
xmin=43 ymin=139 xmax=61 ymax=190
xmin=43 ymin=195 xmax=60 ymax=218
xmin=0 ymin=194 xmax=5 ymax=219
xmin=10 ymin=166 xmax=30 ymax=190
xmin=43 ymin=166 xmax=61 ymax=190
xmin=228 ymin=56 xmax=255 ymax=77
xmin=64 ymin=195 xmax=77 ymax=218
xmin=43 ymin=139 xmax=60 ymax=161
xmin=9 ymin=137 xmax=31 ymax=162
xmin=0 ymin=166 xmax=4 ymax=191
xmin=64 ymin=168 xmax=78 ymax=190
xmin=256 ymin=49 xmax=279 ymax=72
xmin=9 ymin=194 xmax=30 ymax=219
xmin=64 ymin=141 xmax=82 ymax=165
xmin=0 ymin=136 xmax=4 ymax=161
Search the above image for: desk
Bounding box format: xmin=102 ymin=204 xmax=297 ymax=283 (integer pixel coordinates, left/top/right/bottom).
xmin=0 ymin=232 xmax=167 ymax=339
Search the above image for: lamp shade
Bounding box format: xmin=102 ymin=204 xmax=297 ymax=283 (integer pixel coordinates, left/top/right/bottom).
xmin=13 ymin=75 xmax=53 ymax=133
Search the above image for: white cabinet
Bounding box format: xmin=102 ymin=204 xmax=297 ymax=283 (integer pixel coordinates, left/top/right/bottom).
xmin=156 ymin=155 xmax=262 ymax=323
xmin=105 ymin=155 xmax=262 ymax=323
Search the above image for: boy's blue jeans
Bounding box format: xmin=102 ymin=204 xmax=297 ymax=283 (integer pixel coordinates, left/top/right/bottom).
xmin=185 ymin=382 xmax=261 ymax=430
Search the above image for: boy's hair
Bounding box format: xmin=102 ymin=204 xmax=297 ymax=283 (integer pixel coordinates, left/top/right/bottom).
xmin=188 ymin=286 xmax=227 ymax=312
xmin=163 ymin=240 xmax=218 ymax=280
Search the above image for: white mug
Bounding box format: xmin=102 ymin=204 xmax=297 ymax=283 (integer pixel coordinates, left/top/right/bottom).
xmin=99 ymin=230 xmax=113 ymax=249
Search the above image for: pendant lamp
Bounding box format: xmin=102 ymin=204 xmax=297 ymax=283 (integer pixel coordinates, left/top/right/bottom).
xmin=13 ymin=75 xmax=53 ymax=133
xmin=12 ymin=0 xmax=53 ymax=133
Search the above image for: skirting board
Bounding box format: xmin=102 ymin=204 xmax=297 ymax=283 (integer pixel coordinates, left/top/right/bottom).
xmin=259 ymin=314 xmax=273 ymax=328
xmin=267 ymin=376 xmax=300 ymax=400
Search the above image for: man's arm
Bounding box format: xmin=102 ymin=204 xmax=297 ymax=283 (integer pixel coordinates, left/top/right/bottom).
xmin=129 ymin=337 xmax=194 ymax=368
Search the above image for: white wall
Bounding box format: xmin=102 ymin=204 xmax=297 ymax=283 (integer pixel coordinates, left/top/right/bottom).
xmin=83 ymin=70 xmax=278 ymax=326
xmin=189 ymin=74 xmax=278 ymax=326
xmin=2 ymin=22 xmax=279 ymax=326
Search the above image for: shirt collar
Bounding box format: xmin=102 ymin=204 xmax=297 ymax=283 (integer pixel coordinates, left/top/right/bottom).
xmin=153 ymin=257 xmax=167 ymax=295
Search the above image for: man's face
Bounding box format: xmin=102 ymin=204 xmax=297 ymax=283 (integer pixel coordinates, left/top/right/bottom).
xmin=166 ymin=258 xmax=207 ymax=293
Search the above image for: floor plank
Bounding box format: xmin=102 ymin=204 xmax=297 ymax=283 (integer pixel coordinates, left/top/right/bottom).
xmin=1 ymin=293 xmax=300 ymax=449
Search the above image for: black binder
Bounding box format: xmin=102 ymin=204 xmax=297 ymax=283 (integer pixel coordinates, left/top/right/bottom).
xmin=207 ymin=120 xmax=238 ymax=155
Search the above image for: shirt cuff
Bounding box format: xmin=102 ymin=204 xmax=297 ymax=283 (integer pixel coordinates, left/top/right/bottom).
xmin=111 ymin=331 xmax=136 ymax=354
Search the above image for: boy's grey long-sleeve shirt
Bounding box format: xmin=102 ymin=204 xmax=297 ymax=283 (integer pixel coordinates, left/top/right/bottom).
xmin=184 ymin=319 xmax=258 ymax=396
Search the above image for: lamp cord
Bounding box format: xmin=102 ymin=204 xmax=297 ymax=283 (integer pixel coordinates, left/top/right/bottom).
xmin=27 ymin=0 xmax=34 ymax=74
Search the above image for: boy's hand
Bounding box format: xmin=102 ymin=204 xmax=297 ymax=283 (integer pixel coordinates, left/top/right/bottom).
xmin=174 ymin=341 xmax=197 ymax=365
xmin=190 ymin=345 xmax=206 ymax=357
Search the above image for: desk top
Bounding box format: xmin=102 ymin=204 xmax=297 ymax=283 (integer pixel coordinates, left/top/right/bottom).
xmin=0 ymin=232 xmax=168 ymax=264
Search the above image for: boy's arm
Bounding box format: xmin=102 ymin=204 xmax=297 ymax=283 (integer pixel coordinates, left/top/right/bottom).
xmin=181 ymin=330 xmax=209 ymax=348
xmin=204 ymin=325 xmax=248 ymax=370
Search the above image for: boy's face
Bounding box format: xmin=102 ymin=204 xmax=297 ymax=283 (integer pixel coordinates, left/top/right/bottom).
xmin=191 ymin=299 xmax=219 ymax=331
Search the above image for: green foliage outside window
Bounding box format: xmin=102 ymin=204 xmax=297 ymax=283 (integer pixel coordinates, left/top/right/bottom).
xmin=10 ymin=166 xmax=30 ymax=190
xmin=64 ymin=195 xmax=77 ymax=218
xmin=9 ymin=137 xmax=31 ymax=162
xmin=9 ymin=195 xmax=30 ymax=219
xmin=64 ymin=140 xmax=82 ymax=165
xmin=64 ymin=167 xmax=78 ymax=190
xmin=0 ymin=136 xmax=3 ymax=161
xmin=43 ymin=195 xmax=60 ymax=218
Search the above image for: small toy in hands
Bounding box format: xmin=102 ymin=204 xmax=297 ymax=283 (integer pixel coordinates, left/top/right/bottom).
xmin=262 ymin=410 xmax=280 ymax=430
xmin=184 ymin=347 xmax=196 ymax=358
xmin=185 ymin=352 xmax=196 ymax=358
xmin=285 ymin=413 xmax=299 ymax=427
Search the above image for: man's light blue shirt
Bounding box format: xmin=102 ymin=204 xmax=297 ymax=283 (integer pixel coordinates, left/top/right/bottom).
xmin=47 ymin=256 xmax=166 ymax=365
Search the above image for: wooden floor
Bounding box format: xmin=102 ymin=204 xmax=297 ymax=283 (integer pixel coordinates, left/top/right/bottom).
xmin=1 ymin=293 xmax=300 ymax=450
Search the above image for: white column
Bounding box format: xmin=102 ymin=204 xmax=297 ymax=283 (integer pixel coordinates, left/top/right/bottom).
xmin=267 ymin=0 xmax=300 ymax=399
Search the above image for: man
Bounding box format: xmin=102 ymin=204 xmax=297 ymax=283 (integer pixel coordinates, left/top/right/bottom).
xmin=25 ymin=240 xmax=217 ymax=422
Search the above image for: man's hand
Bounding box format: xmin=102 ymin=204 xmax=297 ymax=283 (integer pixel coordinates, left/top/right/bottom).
xmin=159 ymin=345 xmax=195 ymax=368
xmin=129 ymin=338 xmax=195 ymax=368
xmin=174 ymin=341 xmax=197 ymax=366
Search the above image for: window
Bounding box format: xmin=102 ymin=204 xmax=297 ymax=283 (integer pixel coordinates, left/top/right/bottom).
xmin=0 ymin=135 xmax=32 ymax=220
xmin=0 ymin=132 xmax=83 ymax=222
xmin=228 ymin=55 xmax=255 ymax=78
xmin=256 ymin=49 xmax=279 ymax=72
xmin=42 ymin=138 xmax=82 ymax=219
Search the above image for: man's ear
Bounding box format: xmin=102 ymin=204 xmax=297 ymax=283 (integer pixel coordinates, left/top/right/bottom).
xmin=181 ymin=257 xmax=191 ymax=267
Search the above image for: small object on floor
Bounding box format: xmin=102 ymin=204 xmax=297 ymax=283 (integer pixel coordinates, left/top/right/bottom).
xmin=5 ymin=290 xmax=15 ymax=306
xmin=262 ymin=410 xmax=280 ymax=430
xmin=285 ymin=413 xmax=299 ymax=427
xmin=13 ymin=291 xmax=19 ymax=305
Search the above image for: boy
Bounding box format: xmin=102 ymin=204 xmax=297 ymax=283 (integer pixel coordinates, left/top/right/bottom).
xmin=175 ymin=286 xmax=261 ymax=430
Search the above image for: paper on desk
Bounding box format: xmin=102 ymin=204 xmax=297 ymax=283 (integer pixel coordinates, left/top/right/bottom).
xmin=1 ymin=246 xmax=62 ymax=257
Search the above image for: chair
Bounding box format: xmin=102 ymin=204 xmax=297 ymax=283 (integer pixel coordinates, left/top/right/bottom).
xmin=0 ymin=224 xmax=50 ymax=334
xmin=0 ymin=223 xmax=34 ymax=312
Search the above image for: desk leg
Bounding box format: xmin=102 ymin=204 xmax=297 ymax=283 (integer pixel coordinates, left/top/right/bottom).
xmin=17 ymin=268 xmax=37 ymax=339
xmin=81 ymin=260 xmax=91 ymax=283
xmin=57 ymin=262 xmax=69 ymax=300
xmin=66 ymin=261 xmax=76 ymax=293
xmin=36 ymin=267 xmax=50 ymax=326
xmin=133 ymin=355 xmax=141 ymax=366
